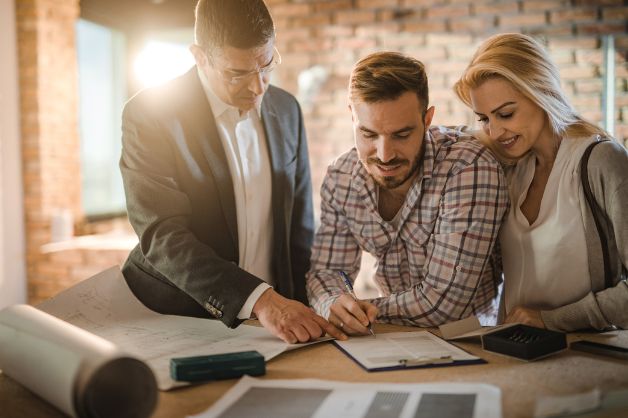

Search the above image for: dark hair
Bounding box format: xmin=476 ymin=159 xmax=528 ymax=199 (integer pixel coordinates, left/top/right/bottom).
xmin=194 ymin=0 xmax=275 ymax=52
xmin=349 ymin=51 xmax=429 ymax=111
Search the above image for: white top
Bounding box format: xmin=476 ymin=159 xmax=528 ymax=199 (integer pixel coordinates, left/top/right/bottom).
xmin=199 ymin=70 xmax=273 ymax=319
xmin=502 ymin=137 xmax=595 ymax=314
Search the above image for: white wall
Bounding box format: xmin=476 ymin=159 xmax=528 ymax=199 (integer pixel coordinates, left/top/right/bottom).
xmin=0 ymin=0 xmax=26 ymax=308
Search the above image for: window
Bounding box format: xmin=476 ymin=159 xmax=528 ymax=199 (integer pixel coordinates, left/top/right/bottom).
xmin=76 ymin=22 xmax=195 ymax=217
xmin=76 ymin=19 xmax=127 ymax=217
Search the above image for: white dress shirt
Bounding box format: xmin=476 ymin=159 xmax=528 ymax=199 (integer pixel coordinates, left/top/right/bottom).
xmin=199 ymin=70 xmax=274 ymax=319
xmin=502 ymin=137 xmax=594 ymax=314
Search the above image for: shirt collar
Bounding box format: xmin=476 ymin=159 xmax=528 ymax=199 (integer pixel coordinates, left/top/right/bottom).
xmin=197 ymin=66 xmax=262 ymax=120
xmin=421 ymin=128 xmax=436 ymax=180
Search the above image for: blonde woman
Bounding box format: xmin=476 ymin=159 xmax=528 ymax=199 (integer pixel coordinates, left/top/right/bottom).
xmin=454 ymin=33 xmax=627 ymax=332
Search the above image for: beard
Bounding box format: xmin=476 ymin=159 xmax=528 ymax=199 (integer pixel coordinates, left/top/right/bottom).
xmin=364 ymin=141 xmax=425 ymax=190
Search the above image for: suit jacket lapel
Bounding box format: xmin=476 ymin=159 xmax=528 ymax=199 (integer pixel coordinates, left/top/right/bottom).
xmin=261 ymin=93 xmax=289 ymax=171
xmin=186 ymin=68 xmax=238 ymax=247
xmin=261 ymin=90 xmax=291 ymax=290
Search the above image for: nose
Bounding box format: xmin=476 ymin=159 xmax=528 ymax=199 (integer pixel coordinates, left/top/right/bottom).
xmin=376 ymin=138 xmax=395 ymax=163
xmin=486 ymin=120 xmax=505 ymax=141
xmin=247 ymin=72 xmax=265 ymax=95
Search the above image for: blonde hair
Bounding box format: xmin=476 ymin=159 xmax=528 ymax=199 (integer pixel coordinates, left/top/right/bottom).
xmin=454 ymin=33 xmax=608 ymax=160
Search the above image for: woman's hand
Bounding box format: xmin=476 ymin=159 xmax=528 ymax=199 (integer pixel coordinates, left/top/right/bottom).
xmin=504 ymin=306 xmax=546 ymax=328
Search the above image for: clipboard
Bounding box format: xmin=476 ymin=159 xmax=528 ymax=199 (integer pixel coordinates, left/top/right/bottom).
xmin=333 ymin=331 xmax=485 ymax=372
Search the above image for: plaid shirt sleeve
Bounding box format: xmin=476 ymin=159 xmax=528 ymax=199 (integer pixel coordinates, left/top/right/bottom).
xmin=306 ymin=144 xmax=508 ymax=326
xmin=373 ymin=153 xmax=508 ymax=326
xmin=306 ymin=165 xmax=362 ymax=319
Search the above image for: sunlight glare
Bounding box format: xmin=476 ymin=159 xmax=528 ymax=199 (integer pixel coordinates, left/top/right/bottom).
xmin=133 ymin=41 xmax=194 ymax=88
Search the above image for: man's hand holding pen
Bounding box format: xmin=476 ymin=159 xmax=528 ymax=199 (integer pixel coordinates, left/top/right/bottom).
xmin=327 ymin=272 xmax=378 ymax=337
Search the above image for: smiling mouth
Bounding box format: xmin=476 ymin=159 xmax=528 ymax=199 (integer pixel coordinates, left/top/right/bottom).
xmin=376 ymin=163 xmax=402 ymax=173
xmin=499 ymin=135 xmax=519 ymax=147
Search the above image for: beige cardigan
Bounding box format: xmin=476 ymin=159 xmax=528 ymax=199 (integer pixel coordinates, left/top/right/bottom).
xmin=499 ymin=139 xmax=628 ymax=332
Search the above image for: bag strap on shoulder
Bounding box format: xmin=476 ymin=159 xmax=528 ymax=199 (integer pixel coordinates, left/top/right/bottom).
xmin=580 ymin=140 xmax=612 ymax=289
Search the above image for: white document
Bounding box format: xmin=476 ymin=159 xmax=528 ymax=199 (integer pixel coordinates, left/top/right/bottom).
xmin=191 ymin=375 xmax=502 ymax=418
xmin=37 ymin=266 xmax=323 ymax=390
xmin=335 ymin=331 xmax=480 ymax=370
xmin=534 ymin=389 xmax=601 ymax=418
xmin=0 ymin=304 xmax=157 ymax=418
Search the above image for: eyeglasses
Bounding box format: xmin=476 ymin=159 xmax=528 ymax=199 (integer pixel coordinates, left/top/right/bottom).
xmin=211 ymin=47 xmax=282 ymax=85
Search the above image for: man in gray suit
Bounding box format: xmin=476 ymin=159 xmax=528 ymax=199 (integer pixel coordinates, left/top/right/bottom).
xmin=120 ymin=0 xmax=345 ymax=343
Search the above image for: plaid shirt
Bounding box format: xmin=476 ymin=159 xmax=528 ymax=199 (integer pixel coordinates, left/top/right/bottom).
xmin=306 ymin=126 xmax=508 ymax=326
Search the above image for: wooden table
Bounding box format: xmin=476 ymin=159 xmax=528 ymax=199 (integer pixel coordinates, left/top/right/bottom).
xmin=2 ymin=324 xmax=627 ymax=418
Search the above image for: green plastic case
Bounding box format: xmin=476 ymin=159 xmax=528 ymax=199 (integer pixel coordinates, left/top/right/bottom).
xmin=170 ymin=350 xmax=266 ymax=382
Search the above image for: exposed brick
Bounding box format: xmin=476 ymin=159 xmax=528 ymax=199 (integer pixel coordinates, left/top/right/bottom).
xmin=570 ymin=95 xmax=602 ymax=109
xmin=314 ymin=0 xmax=353 ymax=13
xmin=575 ymin=79 xmax=603 ymax=94
xmin=315 ymin=25 xmax=354 ymax=38
xmin=576 ymin=22 xmax=627 ymax=35
xmin=548 ymin=49 xmax=576 ymax=65
xmin=404 ymin=20 xmax=448 ymax=33
xmin=426 ymin=3 xmax=470 ymax=19
xmin=425 ymin=33 xmax=472 ymax=46
xmin=48 ymin=249 xmax=84 ymax=265
xmin=335 ymin=9 xmax=377 ymax=25
xmin=499 ymin=12 xmax=548 ymax=28
xmin=382 ymin=33 xmax=425 ymax=49
xmin=551 ymin=8 xmax=599 ymax=24
xmin=446 ymin=43 xmax=478 ymax=62
xmin=473 ymin=1 xmax=519 ymax=16
xmin=402 ymin=0 xmax=447 ymax=7
xmin=602 ymin=7 xmax=628 ymax=20
xmin=336 ymin=37 xmax=377 ymax=50
xmin=15 ymin=0 xmax=628 ymax=303
xmin=378 ymin=9 xmax=409 ymax=23
xmin=450 ymin=16 xmax=496 ymax=34
xmin=616 ymin=94 xmax=628 ymax=107
xmin=356 ymin=22 xmax=401 ymax=37
xmin=573 ymin=0 xmax=623 ymax=5
xmin=522 ymin=0 xmax=572 ymax=12
xmin=575 ymin=49 xmax=604 ymax=65
xmin=279 ymin=27 xmax=311 ymax=41
xmin=288 ymin=38 xmax=333 ymax=53
xmin=548 ymin=37 xmax=599 ymax=49
xmin=403 ymin=46 xmax=448 ymax=62
xmin=560 ymin=65 xmax=598 ymax=80
xmin=357 ymin=0 xmax=400 ymax=8
xmin=272 ymin=2 xmax=312 ymax=17
xmin=523 ymin=24 xmax=574 ymax=37
xmin=290 ymin=13 xmax=332 ymax=28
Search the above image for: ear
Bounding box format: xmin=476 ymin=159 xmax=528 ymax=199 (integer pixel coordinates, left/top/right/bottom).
xmin=189 ymin=44 xmax=208 ymax=68
xmin=424 ymin=106 xmax=435 ymax=127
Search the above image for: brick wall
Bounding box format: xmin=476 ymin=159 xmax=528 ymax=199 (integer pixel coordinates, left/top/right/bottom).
xmin=16 ymin=0 xmax=130 ymax=304
xmin=268 ymin=0 xmax=627 ymax=205
xmin=15 ymin=0 xmax=627 ymax=303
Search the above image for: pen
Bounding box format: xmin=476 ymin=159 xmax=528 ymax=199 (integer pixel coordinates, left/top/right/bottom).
xmin=398 ymin=355 xmax=453 ymax=367
xmin=339 ymin=271 xmax=376 ymax=337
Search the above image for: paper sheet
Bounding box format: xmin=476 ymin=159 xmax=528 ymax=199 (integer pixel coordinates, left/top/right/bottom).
xmin=0 ymin=304 xmax=157 ymax=418
xmin=37 ymin=266 xmax=325 ymax=390
xmin=534 ymin=389 xmax=601 ymax=418
xmin=335 ymin=331 xmax=480 ymax=370
xmin=191 ymin=376 xmax=502 ymax=418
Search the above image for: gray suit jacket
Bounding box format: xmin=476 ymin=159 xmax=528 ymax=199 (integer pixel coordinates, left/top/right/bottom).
xmin=120 ymin=68 xmax=314 ymax=328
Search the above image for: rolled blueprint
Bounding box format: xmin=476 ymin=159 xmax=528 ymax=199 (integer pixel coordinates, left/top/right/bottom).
xmin=0 ymin=304 xmax=157 ymax=418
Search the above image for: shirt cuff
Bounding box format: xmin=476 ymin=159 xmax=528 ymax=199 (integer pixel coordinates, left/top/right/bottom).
xmin=237 ymin=283 xmax=272 ymax=319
